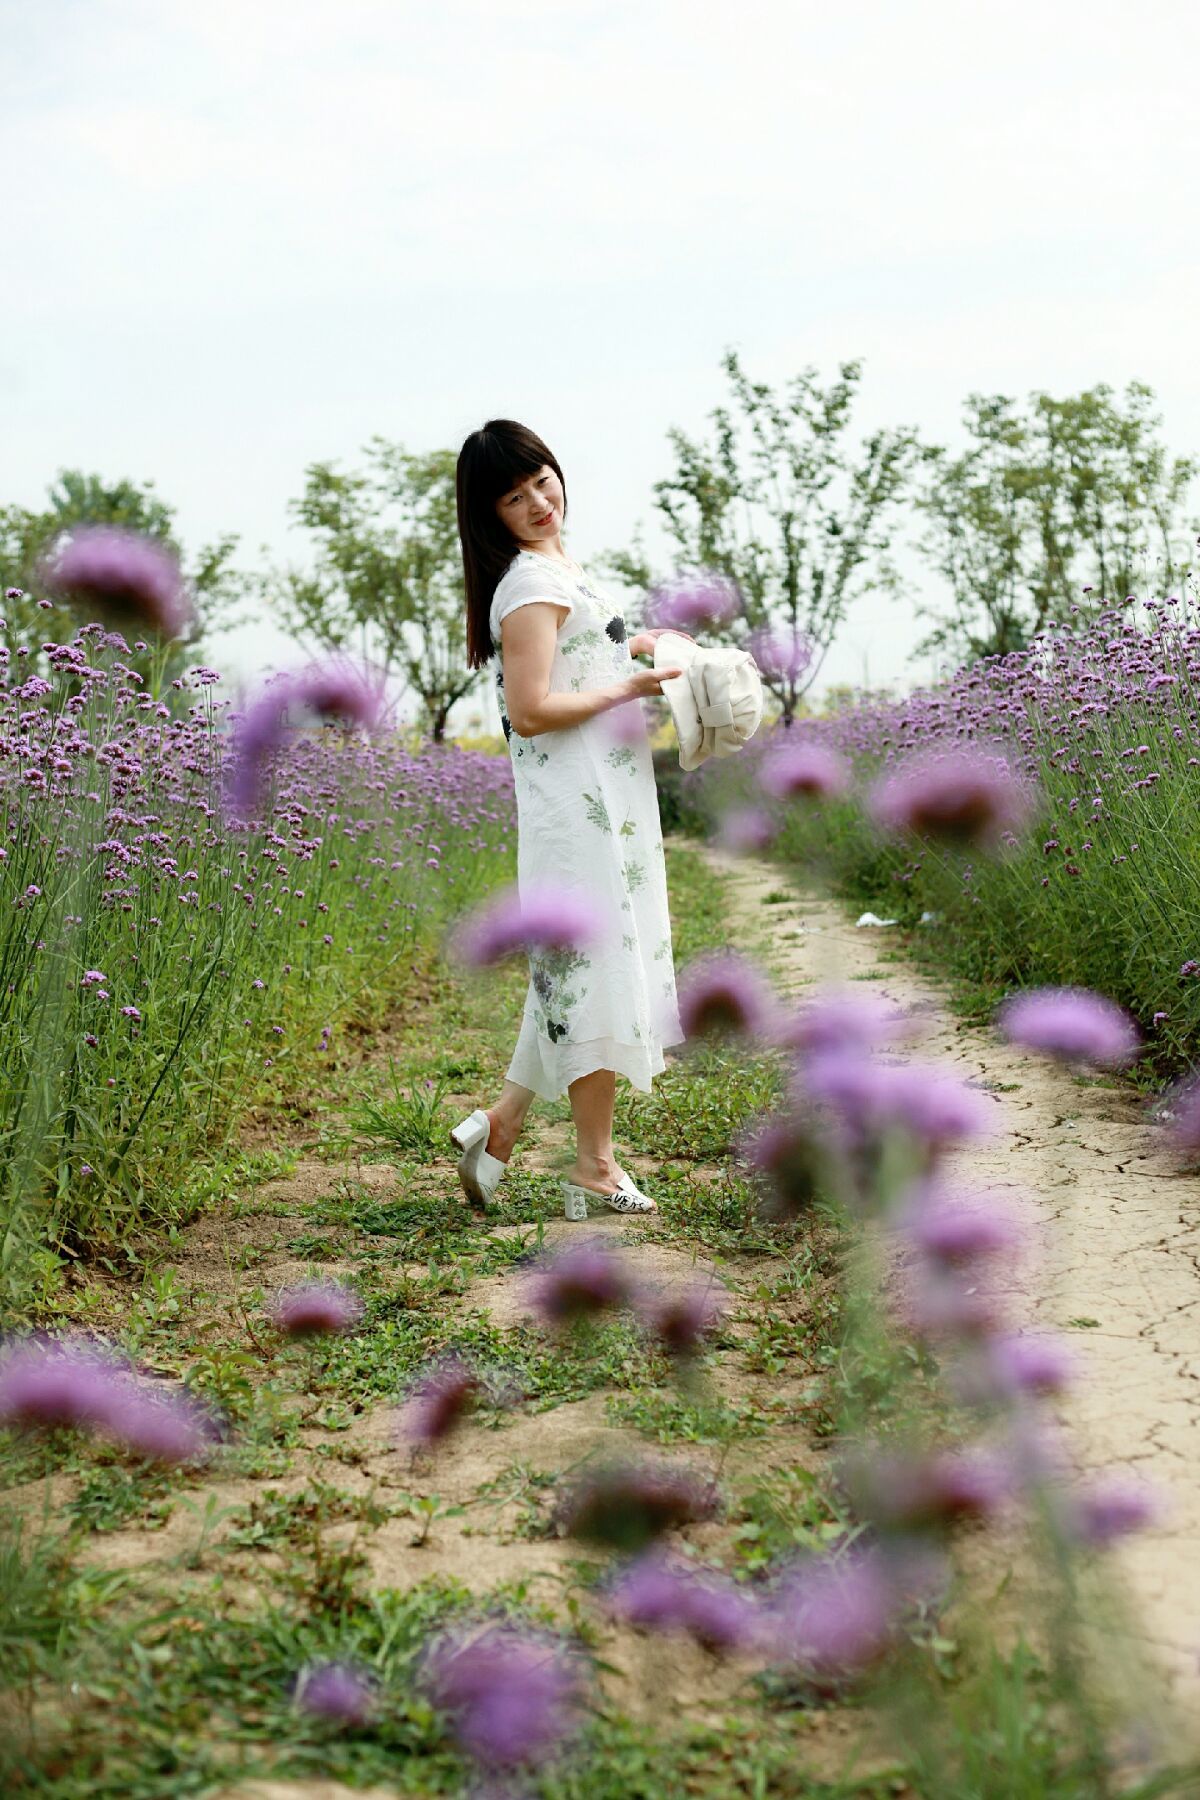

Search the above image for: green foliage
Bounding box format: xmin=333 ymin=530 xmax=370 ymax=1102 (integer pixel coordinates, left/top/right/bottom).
xmin=264 ymin=440 xmax=483 ymax=742
xmin=913 ymin=382 xmax=1198 ymax=661
xmin=595 ymin=349 xmax=918 ymax=725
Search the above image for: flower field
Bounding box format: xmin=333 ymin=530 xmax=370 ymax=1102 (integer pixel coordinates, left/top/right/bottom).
xmin=3 ymin=555 xmax=1200 ymax=1798
xmin=692 ymin=587 xmax=1200 ymax=1075
xmin=0 ymin=611 xmax=515 ymax=1289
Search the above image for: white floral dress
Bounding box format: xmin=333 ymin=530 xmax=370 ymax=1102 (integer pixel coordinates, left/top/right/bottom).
xmin=488 ymin=549 xmax=685 ymax=1102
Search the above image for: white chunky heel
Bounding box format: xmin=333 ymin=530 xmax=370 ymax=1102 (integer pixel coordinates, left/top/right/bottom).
xmin=450 ymin=1109 xmax=507 ymax=1207
xmin=560 ymin=1178 xmax=656 ymax=1219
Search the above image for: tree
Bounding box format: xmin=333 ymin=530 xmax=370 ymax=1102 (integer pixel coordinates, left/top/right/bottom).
xmin=265 ymin=440 xmax=480 ymax=744
xmin=0 ymin=470 xmax=250 ymax=680
xmin=596 ymin=349 xmax=918 ymax=726
xmin=913 ymin=382 xmax=1198 ymax=661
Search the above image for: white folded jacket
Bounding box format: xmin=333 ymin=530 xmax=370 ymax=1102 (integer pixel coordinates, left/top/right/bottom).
xmin=652 ymin=631 xmax=765 ymax=771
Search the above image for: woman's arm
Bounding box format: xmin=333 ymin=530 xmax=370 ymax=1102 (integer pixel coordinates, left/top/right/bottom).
xmin=501 ymin=605 xmax=684 ymax=737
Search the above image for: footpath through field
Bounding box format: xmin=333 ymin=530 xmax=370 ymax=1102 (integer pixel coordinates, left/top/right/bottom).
xmin=703 ymin=840 xmax=1200 ymax=1728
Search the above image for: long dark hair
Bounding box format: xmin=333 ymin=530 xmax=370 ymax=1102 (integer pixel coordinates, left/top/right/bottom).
xmin=456 ymin=419 xmax=569 ymax=671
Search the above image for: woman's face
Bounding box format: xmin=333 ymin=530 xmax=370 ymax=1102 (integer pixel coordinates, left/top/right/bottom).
xmin=495 ymin=463 xmax=565 ymax=549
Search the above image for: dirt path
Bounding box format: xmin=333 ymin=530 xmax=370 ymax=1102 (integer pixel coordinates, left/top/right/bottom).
xmin=703 ymin=842 xmax=1200 ymax=1727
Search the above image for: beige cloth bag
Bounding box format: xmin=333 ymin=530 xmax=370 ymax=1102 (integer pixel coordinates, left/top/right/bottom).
xmin=652 ymin=631 xmax=765 ymax=771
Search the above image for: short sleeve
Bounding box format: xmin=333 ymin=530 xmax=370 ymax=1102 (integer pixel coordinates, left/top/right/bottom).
xmin=490 ymin=562 xmax=575 ymax=641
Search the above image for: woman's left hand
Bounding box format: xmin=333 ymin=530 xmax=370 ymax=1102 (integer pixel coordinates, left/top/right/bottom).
xmin=629 ymin=627 xmax=697 ymax=658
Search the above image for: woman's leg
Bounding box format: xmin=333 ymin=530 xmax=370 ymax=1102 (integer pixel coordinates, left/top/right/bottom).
xmin=563 ymin=1066 xmax=624 ymax=1192
xmin=484 ymin=1079 xmax=536 ymax=1162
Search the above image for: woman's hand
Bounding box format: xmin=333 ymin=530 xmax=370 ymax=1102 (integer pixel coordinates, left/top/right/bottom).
xmin=629 ymin=627 xmax=697 ymax=658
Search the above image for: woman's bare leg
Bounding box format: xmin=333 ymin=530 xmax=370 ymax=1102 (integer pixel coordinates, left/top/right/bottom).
xmin=483 ymin=1079 xmax=536 ymax=1163
xmin=562 ymin=1066 xmax=625 ymax=1192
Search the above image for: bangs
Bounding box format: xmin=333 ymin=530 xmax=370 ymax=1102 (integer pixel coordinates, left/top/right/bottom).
xmin=477 ymin=435 xmax=546 ymax=503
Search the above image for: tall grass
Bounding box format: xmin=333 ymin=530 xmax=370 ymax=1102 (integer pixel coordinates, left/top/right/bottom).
xmin=0 ymin=620 xmax=515 ymax=1292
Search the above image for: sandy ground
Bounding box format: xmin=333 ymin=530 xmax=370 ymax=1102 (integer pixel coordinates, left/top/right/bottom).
xmin=702 ymin=843 xmax=1200 ymax=1740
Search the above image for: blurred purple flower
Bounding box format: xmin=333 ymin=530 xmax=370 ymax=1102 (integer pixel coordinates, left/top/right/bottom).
xmin=979 ymin=1332 xmax=1076 ymax=1400
xmin=270 ymin=1280 xmax=363 ymax=1338
xmin=636 ymin=1277 xmax=728 ymax=1357
xmin=1155 ymin=1073 xmax=1200 ymax=1155
xmin=841 ymin=1444 xmax=1013 ymax=1533
xmin=604 ymin=1548 xmax=760 ymax=1653
xmin=1062 ymin=1474 xmax=1162 ymax=1547
xmin=397 ymin=1354 xmax=481 ymax=1448
xmin=558 ymin=1457 xmax=721 ymax=1553
xmin=797 ymin=1051 xmax=996 ymax=1159
xmin=765 ymin=1546 xmax=898 ymax=1686
xmin=226 ymin=662 xmax=383 ymax=815
xmin=996 ymin=986 xmax=1139 ymax=1068
xmin=38 ymin=525 xmax=192 ymax=640
xmin=0 ymin=1335 xmax=126 ymax=1433
xmin=104 ymin=1382 xmax=219 ymax=1464
xmin=421 ymin=1622 xmax=582 ymax=1770
xmin=453 ymin=881 xmax=605 ymax=967
xmin=759 ymin=741 xmax=851 ymax=803
xmin=0 ymin=1336 xmax=217 ymax=1463
xmin=677 ymin=949 xmax=778 ymax=1041
xmin=644 ymin=572 xmax=743 ymax=632
xmin=731 ymin=1111 xmax=821 ymax=1218
xmin=768 ymin=986 xmax=911 ymax=1059
xmin=896 ymin=1177 xmax=1025 ymax=1267
xmin=867 ymin=747 xmax=1035 ymax=849
xmin=524 ymin=1237 xmax=633 ymax=1327
xmin=714 ymin=803 xmax=777 ymax=854
xmin=293 ymin=1659 xmax=377 ymax=1726
xmin=747 ymin=623 xmax=813 ymax=684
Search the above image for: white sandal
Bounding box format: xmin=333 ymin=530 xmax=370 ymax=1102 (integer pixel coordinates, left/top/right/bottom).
xmin=450 ymin=1108 xmax=508 ymax=1207
xmin=561 ymin=1177 xmax=657 ymax=1220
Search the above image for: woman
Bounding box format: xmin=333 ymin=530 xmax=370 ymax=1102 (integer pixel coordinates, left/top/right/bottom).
xmin=449 ymin=418 xmax=692 ymax=1220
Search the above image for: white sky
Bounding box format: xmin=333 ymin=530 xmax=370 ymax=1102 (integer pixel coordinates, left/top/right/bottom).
xmin=5 ymin=0 xmax=1199 ymax=731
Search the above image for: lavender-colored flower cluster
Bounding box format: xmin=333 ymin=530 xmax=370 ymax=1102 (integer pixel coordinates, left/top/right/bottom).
xmin=0 ymin=1334 xmax=219 ymax=1463
xmin=420 ymin=1621 xmax=583 ymax=1773
xmin=0 ymin=617 xmax=516 ymax=1210
xmin=523 ymin=1237 xmax=726 ymax=1359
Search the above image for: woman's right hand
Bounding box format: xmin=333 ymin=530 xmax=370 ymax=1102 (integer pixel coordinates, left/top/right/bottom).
xmin=624 ymin=665 xmax=685 ymax=701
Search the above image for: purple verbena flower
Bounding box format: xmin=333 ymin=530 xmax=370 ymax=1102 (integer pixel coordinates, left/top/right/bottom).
xmin=524 ymin=1237 xmax=633 ymax=1326
xmin=765 ymin=1546 xmax=898 ymax=1687
xmin=293 ymin=1659 xmax=377 ymax=1726
xmin=644 ymin=572 xmax=743 ymax=632
xmin=558 ymin=1456 xmax=720 ymax=1552
xmin=452 ymin=880 xmax=605 ymax=966
xmin=38 ymin=525 xmax=192 ymax=639
xmin=747 ymin=623 xmax=814 ymax=684
xmin=677 ymin=949 xmax=778 ymax=1041
xmin=397 ymin=1354 xmax=481 ymax=1448
xmin=104 ymin=1381 xmax=219 ymax=1463
xmin=421 ymin=1622 xmax=582 ymax=1770
xmin=768 ymin=986 xmax=911 ymax=1059
xmin=714 ymin=803 xmax=777 ymax=854
xmin=996 ymin=987 xmax=1139 ymax=1068
xmin=867 ymin=747 xmax=1035 ymax=849
xmin=896 ymin=1177 xmax=1025 ymax=1267
xmin=0 ymin=1335 xmax=126 ymax=1433
xmin=604 ymin=1548 xmax=760 ymax=1652
xmin=759 ymin=741 xmax=851 ymax=802
xmin=226 ymin=661 xmax=383 ymax=815
xmin=270 ymin=1280 xmax=363 ymax=1338
xmin=1061 ymin=1474 xmax=1162 ymax=1546
xmin=636 ymin=1277 xmax=728 ymax=1357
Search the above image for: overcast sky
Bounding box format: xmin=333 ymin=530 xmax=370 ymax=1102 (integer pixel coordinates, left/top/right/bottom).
xmin=5 ymin=0 xmax=1199 ymax=729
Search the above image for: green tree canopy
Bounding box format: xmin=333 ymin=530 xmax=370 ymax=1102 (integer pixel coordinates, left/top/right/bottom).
xmin=0 ymin=470 xmax=250 ymax=685
xmin=913 ymin=381 xmax=1198 ymax=662
xmin=264 ymin=439 xmax=480 ymax=744
xmin=596 ymin=348 xmax=918 ymax=726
